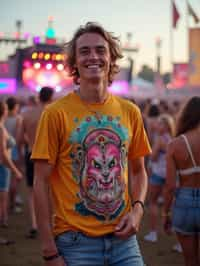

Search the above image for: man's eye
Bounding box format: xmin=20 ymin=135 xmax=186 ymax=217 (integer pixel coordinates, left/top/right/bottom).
xmin=80 ymin=50 xmax=89 ymax=55
xmin=97 ymin=48 xmax=105 ymax=54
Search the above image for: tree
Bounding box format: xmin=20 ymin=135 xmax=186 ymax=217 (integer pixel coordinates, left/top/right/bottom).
xmin=138 ymin=65 xmax=154 ymax=82
xmin=162 ymin=72 xmax=171 ymax=85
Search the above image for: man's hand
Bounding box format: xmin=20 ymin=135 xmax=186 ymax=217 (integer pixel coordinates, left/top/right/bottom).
xmin=114 ymin=205 xmax=144 ymax=239
xmin=45 ymin=256 xmax=66 ymax=266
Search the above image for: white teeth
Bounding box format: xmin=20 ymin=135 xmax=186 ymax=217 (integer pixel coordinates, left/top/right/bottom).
xmin=87 ymin=65 xmax=100 ymax=69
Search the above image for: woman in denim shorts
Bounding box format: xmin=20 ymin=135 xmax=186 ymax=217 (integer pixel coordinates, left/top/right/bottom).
xmin=144 ymin=114 xmax=175 ymax=242
xmin=163 ymin=97 xmax=200 ymax=266
xmin=0 ymin=101 xmax=22 ymax=227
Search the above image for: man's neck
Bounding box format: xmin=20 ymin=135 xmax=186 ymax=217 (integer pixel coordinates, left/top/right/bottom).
xmin=38 ymin=101 xmax=51 ymax=108
xmin=79 ymin=80 xmax=109 ymax=104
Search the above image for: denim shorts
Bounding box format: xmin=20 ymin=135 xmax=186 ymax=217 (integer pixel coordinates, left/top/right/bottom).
xmin=0 ymin=165 xmax=11 ymax=192
xmin=149 ymin=173 xmax=165 ymax=186
xmin=172 ymin=188 xmax=200 ymax=235
xmin=55 ymin=231 xmax=144 ymax=266
xmin=11 ymin=145 xmax=19 ymax=161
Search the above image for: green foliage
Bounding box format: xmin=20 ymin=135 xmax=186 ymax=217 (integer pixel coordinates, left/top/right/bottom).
xmin=138 ymin=65 xmax=154 ymax=82
xmin=162 ymin=72 xmax=171 ymax=84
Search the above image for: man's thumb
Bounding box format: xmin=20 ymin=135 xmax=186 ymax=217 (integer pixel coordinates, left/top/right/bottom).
xmin=115 ymin=215 xmax=128 ymax=231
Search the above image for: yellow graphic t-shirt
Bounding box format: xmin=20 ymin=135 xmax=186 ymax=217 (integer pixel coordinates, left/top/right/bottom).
xmin=31 ymin=92 xmax=151 ymax=237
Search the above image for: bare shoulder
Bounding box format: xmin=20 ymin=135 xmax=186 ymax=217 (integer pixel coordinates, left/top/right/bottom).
xmin=168 ymin=136 xmax=187 ymax=160
xmin=167 ymin=137 xmax=180 ymax=154
xmin=0 ymin=126 xmax=6 ymax=139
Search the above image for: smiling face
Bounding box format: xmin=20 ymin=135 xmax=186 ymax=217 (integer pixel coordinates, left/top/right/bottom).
xmin=75 ymin=33 xmax=111 ymax=84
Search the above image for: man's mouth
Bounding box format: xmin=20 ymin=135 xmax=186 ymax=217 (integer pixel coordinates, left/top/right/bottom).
xmin=86 ymin=63 xmax=103 ymax=69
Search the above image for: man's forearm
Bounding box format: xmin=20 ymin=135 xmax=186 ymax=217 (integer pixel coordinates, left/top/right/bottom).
xmin=130 ymin=168 xmax=148 ymax=203
xmin=34 ymin=176 xmax=57 ymax=256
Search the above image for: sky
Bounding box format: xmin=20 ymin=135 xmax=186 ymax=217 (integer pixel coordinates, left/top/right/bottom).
xmin=1 ymin=0 xmax=200 ymax=74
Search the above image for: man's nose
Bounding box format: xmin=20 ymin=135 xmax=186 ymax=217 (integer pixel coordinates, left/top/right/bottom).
xmin=89 ymin=49 xmax=98 ymax=59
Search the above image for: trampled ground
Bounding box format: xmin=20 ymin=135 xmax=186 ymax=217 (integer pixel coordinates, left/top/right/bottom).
xmin=0 ymin=181 xmax=184 ymax=266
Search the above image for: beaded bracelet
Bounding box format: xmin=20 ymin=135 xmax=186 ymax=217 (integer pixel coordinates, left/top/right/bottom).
xmin=132 ymin=200 xmax=145 ymax=212
xmin=43 ymin=253 xmax=60 ymax=261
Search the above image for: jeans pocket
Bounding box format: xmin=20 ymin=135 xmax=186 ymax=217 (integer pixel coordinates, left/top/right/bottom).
xmin=55 ymin=231 xmax=81 ymax=248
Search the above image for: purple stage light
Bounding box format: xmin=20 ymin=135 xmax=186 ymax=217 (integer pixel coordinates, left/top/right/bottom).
xmin=0 ymin=78 xmax=16 ymax=94
xmin=108 ymin=80 xmax=129 ymax=95
xmin=33 ymin=36 xmax=40 ymax=44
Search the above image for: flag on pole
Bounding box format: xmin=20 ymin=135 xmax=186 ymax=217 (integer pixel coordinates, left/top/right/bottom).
xmin=187 ymin=2 xmax=200 ymax=24
xmin=172 ymin=1 xmax=180 ymax=28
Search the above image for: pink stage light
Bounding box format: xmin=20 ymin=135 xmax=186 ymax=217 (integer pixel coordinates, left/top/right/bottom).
xmin=23 ymin=61 xmax=31 ymax=68
xmin=23 ymin=69 xmax=34 ymax=80
xmin=22 ymin=68 xmax=73 ymax=92
xmin=24 ymin=32 xmax=30 ymax=39
xmin=0 ymin=78 xmax=16 ymax=94
xmin=108 ymin=80 xmax=129 ymax=95
xmin=14 ymin=32 xmax=20 ymax=39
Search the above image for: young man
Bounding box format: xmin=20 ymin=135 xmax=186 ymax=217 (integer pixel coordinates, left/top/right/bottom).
xmin=31 ymin=22 xmax=151 ymax=266
xmin=18 ymin=87 xmax=54 ymax=238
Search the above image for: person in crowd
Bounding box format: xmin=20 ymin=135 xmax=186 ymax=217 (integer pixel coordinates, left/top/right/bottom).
xmin=145 ymin=102 xmax=160 ymax=147
xmin=0 ymin=101 xmax=22 ymax=227
xmin=163 ymin=96 xmax=200 ymax=266
xmin=20 ymin=95 xmax=38 ymax=114
xmin=0 ymin=236 xmax=15 ymax=245
xmin=18 ymin=87 xmax=54 ymax=239
xmin=31 ymin=22 xmax=151 ymax=266
xmin=4 ymin=97 xmax=23 ymax=213
xmin=144 ymin=114 xmax=175 ymax=242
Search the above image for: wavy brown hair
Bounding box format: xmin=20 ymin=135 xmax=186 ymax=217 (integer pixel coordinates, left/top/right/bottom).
xmin=159 ymin=114 xmax=175 ymax=137
xmin=176 ymin=96 xmax=200 ymax=136
xmin=63 ymin=22 xmax=123 ymax=85
xmin=0 ymin=101 xmax=6 ymax=119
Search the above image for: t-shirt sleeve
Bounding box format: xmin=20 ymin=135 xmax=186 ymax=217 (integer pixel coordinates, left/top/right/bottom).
xmin=31 ymin=109 xmax=60 ymax=165
xmin=128 ymin=105 xmax=151 ymax=160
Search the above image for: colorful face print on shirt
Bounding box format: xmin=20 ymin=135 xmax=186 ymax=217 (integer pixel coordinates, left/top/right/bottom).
xmin=70 ymin=115 xmax=128 ymax=221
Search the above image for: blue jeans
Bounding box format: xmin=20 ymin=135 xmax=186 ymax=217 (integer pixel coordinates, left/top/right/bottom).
xmin=172 ymin=188 xmax=200 ymax=235
xmin=55 ymin=231 xmax=144 ymax=266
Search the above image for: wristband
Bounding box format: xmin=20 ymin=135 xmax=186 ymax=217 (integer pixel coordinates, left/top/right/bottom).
xmin=132 ymin=200 xmax=145 ymax=212
xmin=43 ymin=253 xmax=60 ymax=261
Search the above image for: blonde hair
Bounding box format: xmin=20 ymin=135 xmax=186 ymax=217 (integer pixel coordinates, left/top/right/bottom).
xmin=158 ymin=114 xmax=175 ymax=137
